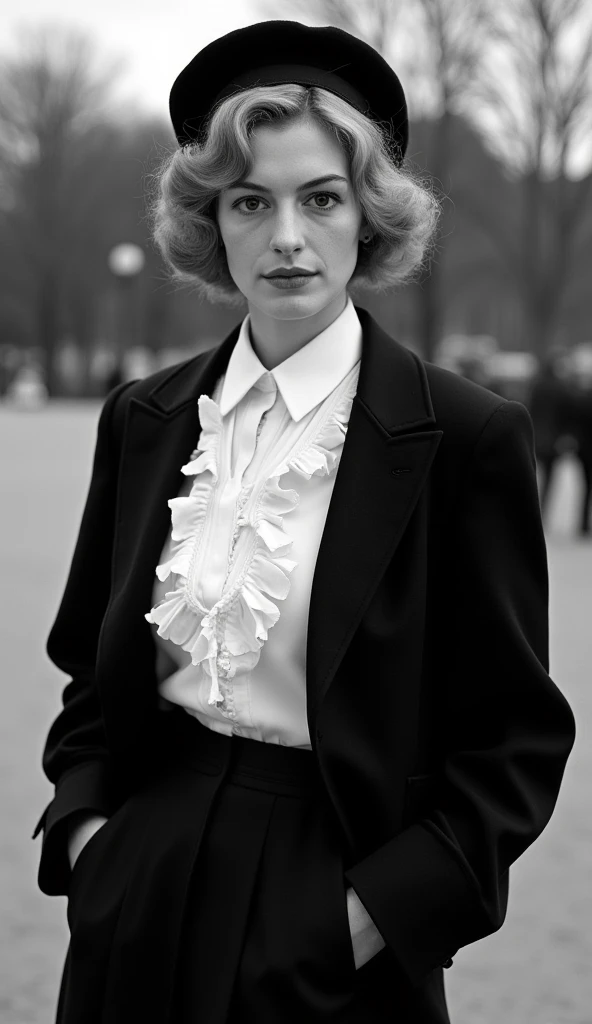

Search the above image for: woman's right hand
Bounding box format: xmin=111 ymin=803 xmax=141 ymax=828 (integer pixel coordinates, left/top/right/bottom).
xmin=67 ymin=812 xmax=109 ymax=871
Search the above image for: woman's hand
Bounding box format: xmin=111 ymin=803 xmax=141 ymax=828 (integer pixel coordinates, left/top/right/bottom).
xmin=346 ymin=885 xmax=386 ymax=969
xmin=67 ymin=812 xmax=109 ymax=871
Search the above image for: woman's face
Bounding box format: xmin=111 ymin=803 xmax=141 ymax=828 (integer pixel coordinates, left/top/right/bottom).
xmin=216 ymin=117 xmax=365 ymax=322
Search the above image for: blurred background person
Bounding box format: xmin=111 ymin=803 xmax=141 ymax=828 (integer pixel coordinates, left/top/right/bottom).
xmin=562 ymin=359 xmax=592 ymax=536
xmin=527 ymin=352 xmax=572 ymax=518
xmin=103 ymin=361 xmax=124 ymax=394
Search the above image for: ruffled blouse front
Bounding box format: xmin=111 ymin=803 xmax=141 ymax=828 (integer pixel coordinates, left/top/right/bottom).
xmin=145 ymin=298 xmax=363 ymax=747
xmin=147 ymin=363 xmax=358 ymax=699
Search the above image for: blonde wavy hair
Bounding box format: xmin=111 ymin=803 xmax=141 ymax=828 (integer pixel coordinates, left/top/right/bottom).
xmin=147 ymin=83 xmax=441 ymax=306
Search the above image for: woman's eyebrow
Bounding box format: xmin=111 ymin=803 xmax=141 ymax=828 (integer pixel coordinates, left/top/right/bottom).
xmin=228 ymin=174 xmax=349 ymax=192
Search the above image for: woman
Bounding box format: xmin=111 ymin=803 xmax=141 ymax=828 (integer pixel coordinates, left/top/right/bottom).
xmin=32 ymin=20 xmax=575 ymax=1024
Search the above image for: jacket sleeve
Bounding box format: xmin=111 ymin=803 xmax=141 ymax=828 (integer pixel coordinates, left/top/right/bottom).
xmin=344 ymin=399 xmax=576 ymax=986
xmin=31 ymin=380 xmax=135 ymax=896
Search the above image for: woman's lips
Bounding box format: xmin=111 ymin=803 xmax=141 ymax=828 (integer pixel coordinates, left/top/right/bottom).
xmin=263 ymin=273 xmax=318 ymax=290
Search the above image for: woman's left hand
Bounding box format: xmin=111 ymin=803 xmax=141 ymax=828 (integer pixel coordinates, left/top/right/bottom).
xmin=346 ymin=886 xmax=386 ymax=969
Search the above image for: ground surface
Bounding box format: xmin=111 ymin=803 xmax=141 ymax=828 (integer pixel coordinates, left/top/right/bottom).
xmin=0 ymin=402 xmax=590 ymax=1024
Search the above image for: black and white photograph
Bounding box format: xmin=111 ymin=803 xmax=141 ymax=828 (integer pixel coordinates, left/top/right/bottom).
xmin=1 ymin=1 xmax=590 ymax=1021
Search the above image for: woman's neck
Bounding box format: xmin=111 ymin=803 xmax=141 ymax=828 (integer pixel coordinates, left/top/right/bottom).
xmin=247 ymin=292 xmax=348 ymax=370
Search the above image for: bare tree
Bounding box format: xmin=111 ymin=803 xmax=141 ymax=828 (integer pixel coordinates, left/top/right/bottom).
xmin=0 ymin=24 xmax=124 ymax=394
xmin=257 ymin=0 xmax=404 ymax=58
xmin=472 ymin=0 xmax=592 ymax=353
xmin=404 ymin=0 xmax=495 ymax=360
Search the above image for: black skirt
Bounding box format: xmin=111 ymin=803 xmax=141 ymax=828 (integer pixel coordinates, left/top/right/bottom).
xmin=56 ymin=708 xmax=447 ymax=1024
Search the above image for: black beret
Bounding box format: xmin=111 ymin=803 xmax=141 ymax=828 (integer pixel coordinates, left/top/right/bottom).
xmin=169 ymin=20 xmax=408 ymax=167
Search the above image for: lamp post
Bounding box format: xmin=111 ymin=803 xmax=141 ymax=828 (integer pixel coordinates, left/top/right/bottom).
xmin=108 ymin=243 xmax=146 ymax=370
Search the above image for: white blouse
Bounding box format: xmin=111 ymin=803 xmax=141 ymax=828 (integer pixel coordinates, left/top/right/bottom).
xmin=146 ymin=296 xmax=362 ymax=748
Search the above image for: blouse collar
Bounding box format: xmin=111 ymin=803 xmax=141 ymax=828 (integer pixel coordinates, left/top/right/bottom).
xmin=218 ymin=294 xmax=362 ymax=423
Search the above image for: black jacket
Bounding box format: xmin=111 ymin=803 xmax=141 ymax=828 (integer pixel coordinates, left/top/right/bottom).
xmin=33 ymin=305 xmax=575 ymax=990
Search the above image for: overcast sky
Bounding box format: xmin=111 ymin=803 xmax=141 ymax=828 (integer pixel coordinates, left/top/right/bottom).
xmin=1 ymin=0 xmax=267 ymax=124
xmin=2 ymin=0 xmax=590 ymax=176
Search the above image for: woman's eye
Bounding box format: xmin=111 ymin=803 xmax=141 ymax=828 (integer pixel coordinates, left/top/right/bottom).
xmin=233 ymin=192 xmax=341 ymax=214
xmin=306 ymin=193 xmax=339 ymax=210
xmin=236 ymin=197 xmax=266 ymax=213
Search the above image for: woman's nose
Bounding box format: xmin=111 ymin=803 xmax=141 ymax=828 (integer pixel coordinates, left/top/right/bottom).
xmin=269 ymin=209 xmax=304 ymax=254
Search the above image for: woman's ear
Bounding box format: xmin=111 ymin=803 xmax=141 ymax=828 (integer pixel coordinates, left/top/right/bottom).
xmin=359 ymin=227 xmax=373 ymax=244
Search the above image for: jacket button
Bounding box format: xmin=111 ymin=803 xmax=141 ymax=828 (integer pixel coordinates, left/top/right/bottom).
xmin=316 ymin=729 xmax=323 ymax=742
xmin=442 ymin=958 xmax=453 ymax=969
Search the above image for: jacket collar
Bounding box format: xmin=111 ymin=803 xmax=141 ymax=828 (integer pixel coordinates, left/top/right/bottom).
xmin=218 ymin=295 xmax=363 ymax=422
xmin=144 ymin=304 xmax=436 ymax=435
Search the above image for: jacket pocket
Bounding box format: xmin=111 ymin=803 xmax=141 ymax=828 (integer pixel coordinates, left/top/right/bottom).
xmin=31 ymin=805 xmax=49 ymax=840
xmin=69 ymin=817 xmax=110 ymax=885
xmin=402 ymin=773 xmax=439 ymax=829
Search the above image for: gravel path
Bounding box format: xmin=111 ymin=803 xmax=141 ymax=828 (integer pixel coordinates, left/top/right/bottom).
xmin=0 ymin=403 xmax=589 ymax=1024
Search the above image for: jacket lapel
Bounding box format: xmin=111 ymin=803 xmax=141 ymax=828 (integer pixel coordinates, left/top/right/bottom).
xmin=101 ymin=327 xmax=241 ymax=751
xmin=306 ymin=307 xmax=442 ymax=721
xmin=111 ymin=325 xmax=241 ymax=598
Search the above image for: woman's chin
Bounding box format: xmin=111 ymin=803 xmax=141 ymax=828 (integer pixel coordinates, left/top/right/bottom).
xmin=252 ymin=292 xmax=329 ymax=319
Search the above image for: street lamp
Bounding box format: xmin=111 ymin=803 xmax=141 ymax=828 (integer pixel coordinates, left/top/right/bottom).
xmin=108 ymin=243 xmax=146 ymax=365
